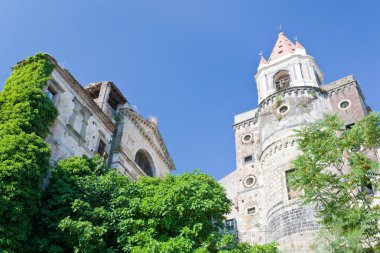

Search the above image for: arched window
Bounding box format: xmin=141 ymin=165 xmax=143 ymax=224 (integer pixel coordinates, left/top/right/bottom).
xmin=273 ymin=70 xmax=290 ymax=91
xmin=135 ymin=150 xmax=154 ymax=177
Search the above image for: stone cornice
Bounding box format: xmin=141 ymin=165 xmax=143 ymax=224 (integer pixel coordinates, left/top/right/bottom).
xmin=46 ymin=55 xmax=115 ymax=132
xmin=120 ymin=108 xmax=176 ymax=171
xmin=233 ymin=116 xmax=258 ymax=130
xmin=234 ymin=86 xmax=325 ymax=130
xmin=258 ymin=86 xmax=325 ymax=113
xmin=259 ymin=137 xmax=296 ymax=164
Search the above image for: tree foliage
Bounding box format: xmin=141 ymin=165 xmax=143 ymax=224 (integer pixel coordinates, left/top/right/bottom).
xmin=0 ymin=53 xmax=277 ymax=252
xmin=0 ymin=53 xmax=57 ymax=251
xmin=291 ymin=113 xmax=380 ymax=252
xmin=29 ymin=156 xmax=277 ymax=253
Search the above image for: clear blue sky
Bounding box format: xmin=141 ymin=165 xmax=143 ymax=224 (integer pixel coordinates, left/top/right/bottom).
xmin=0 ymin=1 xmax=379 ymax=179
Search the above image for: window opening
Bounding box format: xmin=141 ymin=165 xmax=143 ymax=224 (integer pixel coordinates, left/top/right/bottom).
xmin=279 ymin=105 xmax=289 ymax=114
xmin=340 ymin=101 xmax=350 ymax=109
xmin=247 ymin=207 xmax=256 ymax=215
xmin=135 ymin=150 xmax=154 ymax=177
xmin=286 ymin=169 xmax=300 ymax=200
xmin=274 ymin=71 xmax=290 ymax=91
xmin=46 ymin=86 xmax=57 ymax=100
xmin=362 ymin=183 xmax=374 ymax=196
xmin=97 ymin=139 xmax=106 ymax=156
xmin=224 ymin=219 xmax=236 ymax=232
xmin=243 ymin=175 xmax=256 ymax=188
xmin=244 ymin=155 xmax=253 ymax=163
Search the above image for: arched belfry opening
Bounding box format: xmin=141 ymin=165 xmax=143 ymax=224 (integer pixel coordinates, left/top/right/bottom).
xmin=273 ymin=70 xmax=290 ymax=91
xmin=135 ymin=149 xmax=155 ymax=177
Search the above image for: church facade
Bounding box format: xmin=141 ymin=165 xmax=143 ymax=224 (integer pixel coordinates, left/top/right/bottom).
xmin=219 ymin=33 xmax=379 ymax=252
xmin=42 ymin=55 xmax=175 ymax=180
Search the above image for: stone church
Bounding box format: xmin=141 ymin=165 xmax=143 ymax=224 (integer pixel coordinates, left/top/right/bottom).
xmin=42 ymin=55 xmax=175 ymax=180
xmin=219 ymin=32 xmax=379 ymax=252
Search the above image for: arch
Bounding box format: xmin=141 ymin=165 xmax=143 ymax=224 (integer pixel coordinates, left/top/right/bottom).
xmin=273 ymin=70 xmax=290 ymax=91
xmin=135 ymin=149 xmax=155 ymax=177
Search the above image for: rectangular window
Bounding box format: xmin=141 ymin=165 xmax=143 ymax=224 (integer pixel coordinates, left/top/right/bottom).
xmin=97 ymin=139 xmax=106 ymax=156
xmin=286 ymin=169 xmax=300 ymax=200
xmin=244 ymin=155 xmax=253 ymax=163
xmin=46 ymin=86 xmax=57 ymax=101
xmin=224 ymin=219 xmax=236 ymax=232
xmin=247 ymin=207 xmax=256 ymax=215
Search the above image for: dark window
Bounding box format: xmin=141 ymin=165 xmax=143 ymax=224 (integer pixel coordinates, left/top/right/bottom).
xmin=340 ymin=101 xmax=350 ymax=109
xmin=46 ymin=86 xmax=57 ymax=100
xmin=362 ymin=183 xmax=374 ymax=196
xmin=274 ymin=70 xmax=290 ymax=91
xmin=244 ymin=155 xmax=253 ymax=163
xmin=279 ymin=105 xmax=289 ymax=114
xmin=135 ymin=150 xmax=154 ymax=176
xmin=247 ymin=207 xmax=256 ymax=215
xmin=224 ymin=219 xmax=236 ymax=232
xmin=286 ymin=169 xmax=300 ymax=200
xmin=97 ymin=139 xmax=106 ymax=156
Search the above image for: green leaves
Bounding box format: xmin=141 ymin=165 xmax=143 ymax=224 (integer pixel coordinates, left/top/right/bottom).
xmin=29 ymin=156 xmax=275 ymax=252
xmin=292 ymin=113 xmax=380 ymax=252
xmin=0 ymin=53 xmax=57 ymax=251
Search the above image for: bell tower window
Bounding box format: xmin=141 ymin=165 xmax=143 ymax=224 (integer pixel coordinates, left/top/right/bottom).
xmin=274 ymin=70 xmax=290 ymax=91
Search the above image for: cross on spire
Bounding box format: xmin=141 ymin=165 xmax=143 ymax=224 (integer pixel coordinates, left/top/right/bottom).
xmin=277 ymin=24 xmax=282 ymax=33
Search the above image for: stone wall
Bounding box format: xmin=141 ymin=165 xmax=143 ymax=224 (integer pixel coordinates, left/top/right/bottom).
xmin=44 ymin=55 xmax=174 ymax=180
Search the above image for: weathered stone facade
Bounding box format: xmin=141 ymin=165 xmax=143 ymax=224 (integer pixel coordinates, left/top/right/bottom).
xmin=219 ymin=33 xmax=379 ymax=252
xmin=43 ymin=55 xmax=175 ymax=180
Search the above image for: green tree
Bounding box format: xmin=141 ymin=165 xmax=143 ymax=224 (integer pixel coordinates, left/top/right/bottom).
xmin=291 ymin=113 xmax=380 ymax=252
xmin=30 ymin=155 xmax=277 ymax=253
xmin=0 ymin=53 xmax=58 ymax=251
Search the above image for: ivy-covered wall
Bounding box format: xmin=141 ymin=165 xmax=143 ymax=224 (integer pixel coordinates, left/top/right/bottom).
xmin=0 ymin=53 xmax=58 ymax=251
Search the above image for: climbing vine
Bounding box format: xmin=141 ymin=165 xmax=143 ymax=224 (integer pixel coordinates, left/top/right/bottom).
xmin=0 ymin=53 xmax=57 ymax=251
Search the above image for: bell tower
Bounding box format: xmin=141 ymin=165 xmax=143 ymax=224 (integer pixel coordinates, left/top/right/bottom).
xmin=255 ymin=32 xmax=323 ymax=103
xmin=256 ymin=33 xmax=329 ymax=251
xmin=220 ymin=31 xmax=372 ymax=253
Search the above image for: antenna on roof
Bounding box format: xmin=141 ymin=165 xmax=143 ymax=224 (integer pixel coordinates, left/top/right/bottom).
xmin=294 ymin=35 xmax=298 ymax=41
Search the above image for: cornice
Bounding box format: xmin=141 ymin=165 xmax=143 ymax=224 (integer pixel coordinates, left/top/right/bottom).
xmin=46 ymin=55 xmax=115 ymax=132
xmin=258 ymin=86 xmax=325 ymax=113
xmin=120 ymin=108 xmax=176 ymax=171
xmin=259 ymin=137 xmax=297 ymax=164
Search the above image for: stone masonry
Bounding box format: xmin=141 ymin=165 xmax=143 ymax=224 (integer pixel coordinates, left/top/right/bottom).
xmin=42 ymin=55 xmax=175 ymax=180
xmin=219 ymin=33 xmax=379 ymax=252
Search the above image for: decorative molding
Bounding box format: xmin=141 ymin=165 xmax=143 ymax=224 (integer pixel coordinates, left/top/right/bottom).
xmin=258 ymin=86 xmax=325 ymax=113
xmin=47 ymin=55 xmax=115 ymax=132
xmin=260 ymin=138 xmax=296 ymax=164
xmin=121 ymin=109 xmax=176 ymax=171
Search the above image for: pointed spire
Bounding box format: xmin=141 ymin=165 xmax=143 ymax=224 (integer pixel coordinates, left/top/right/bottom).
xmin=259 ymin=55 xmax=268 ymax=65
xmin=295 ymin=41 xmax=304 ymax=49
xmin=268 ymin=32 xmax=296 ymax=61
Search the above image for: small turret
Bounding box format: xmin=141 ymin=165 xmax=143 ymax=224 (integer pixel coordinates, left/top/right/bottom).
xmin=255 ymin=32 xmax=323 ymax=103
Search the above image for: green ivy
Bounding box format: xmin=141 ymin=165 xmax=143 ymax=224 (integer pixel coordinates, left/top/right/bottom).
xmin=0 ymin=53 xmax=57 ymax=251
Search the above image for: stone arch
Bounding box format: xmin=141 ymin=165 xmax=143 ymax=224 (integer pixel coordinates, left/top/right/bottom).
xmin=273 ymin=70 xmax=290 ymax=91
xmin=135 ymin=149 xmax=155 ymax=177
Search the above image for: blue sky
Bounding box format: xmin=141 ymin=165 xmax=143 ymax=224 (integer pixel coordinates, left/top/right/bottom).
xmin=0 ymin=1 xmax=379 ymax=179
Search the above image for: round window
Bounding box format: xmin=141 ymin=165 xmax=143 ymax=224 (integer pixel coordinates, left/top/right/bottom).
xmin=243 ymin=175 xmax=256 ymax=188
xmin=339 ymin=101 xmax=350 ymax=109
xmin=278 ymin=105 xmax=289 ymax=114
xmin=241 ymin=133 xmax=253 ymax=144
